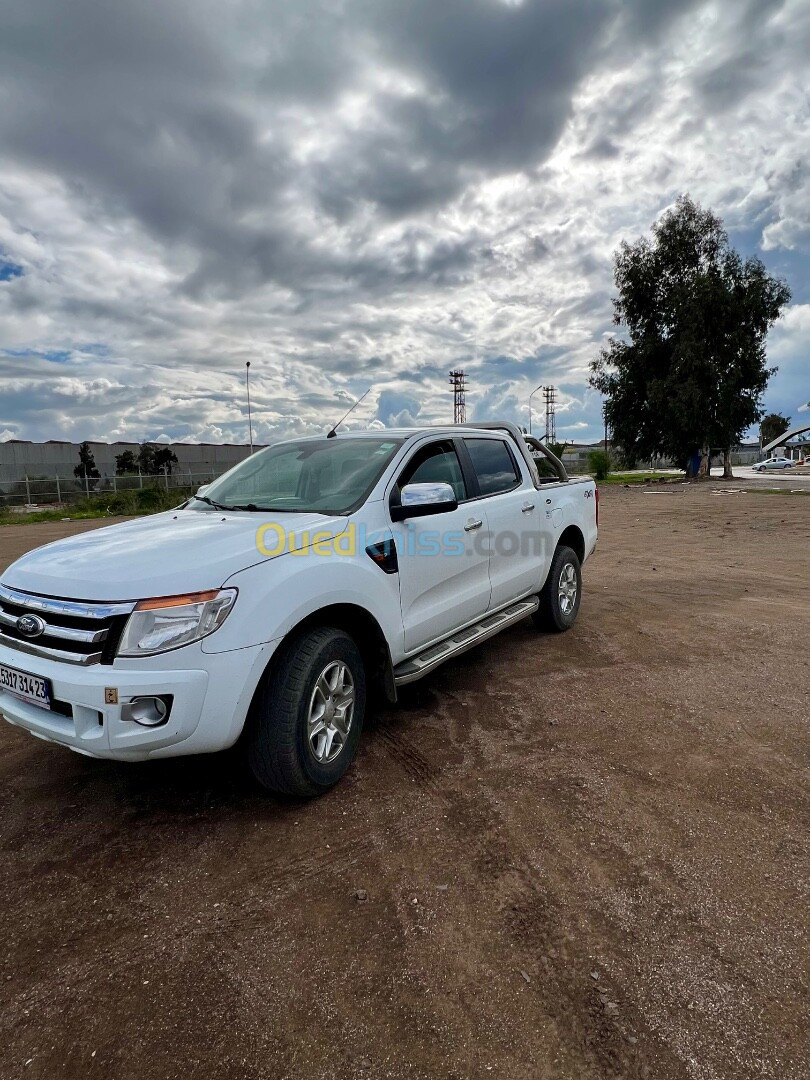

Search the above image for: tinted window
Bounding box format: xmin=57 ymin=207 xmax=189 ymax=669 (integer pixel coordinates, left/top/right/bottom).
xmin=465 ymin=438 xmax=520 ymax=495
xmin=398 ymin=441 xmax=467 ymax=501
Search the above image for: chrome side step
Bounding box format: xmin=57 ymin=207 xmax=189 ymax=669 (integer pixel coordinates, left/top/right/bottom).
xmin=393 ymin=598 xmax=539 ymax=686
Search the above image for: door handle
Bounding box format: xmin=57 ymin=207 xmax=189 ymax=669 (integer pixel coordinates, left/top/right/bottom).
xmin=464 ymin=518 xmax=483 ymax=532
xmin=521 ymin=502 xmax=535 ymax=513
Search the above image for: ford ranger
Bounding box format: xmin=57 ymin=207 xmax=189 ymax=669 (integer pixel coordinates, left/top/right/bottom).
xmin=0 ymin=422 xmax=597 ymax=796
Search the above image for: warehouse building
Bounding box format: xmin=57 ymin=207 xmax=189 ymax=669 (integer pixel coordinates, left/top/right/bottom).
xmin=0 ymin=440 xmax=257 ymax=485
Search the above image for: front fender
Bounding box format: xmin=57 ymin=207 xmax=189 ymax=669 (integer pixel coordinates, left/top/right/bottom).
xmin=203 ymin=539 xmax=404 ymax=659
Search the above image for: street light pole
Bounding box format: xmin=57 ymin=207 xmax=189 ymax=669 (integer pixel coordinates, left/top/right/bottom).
xmin=245 ymin=361 xmax=254 ymax=454
xmin=528 ymin=384 xmax=544 ymax=435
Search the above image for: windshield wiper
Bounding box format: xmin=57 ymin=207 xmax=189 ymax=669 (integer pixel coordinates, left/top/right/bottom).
xmin=194 ymin=496 xmax=318 ymax=513
xmin=228 ymin=504 xmax=311 ymax=513
xmin=192 ymin=494 xmax=235 ymax=511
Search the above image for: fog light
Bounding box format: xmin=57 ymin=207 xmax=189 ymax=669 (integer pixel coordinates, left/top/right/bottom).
xmin=122 ymin=696 xmax=170 ymax=727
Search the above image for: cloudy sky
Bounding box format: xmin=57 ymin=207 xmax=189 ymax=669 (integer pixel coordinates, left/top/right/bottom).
xmin=0 ymin=0 xmax=808 ymax=446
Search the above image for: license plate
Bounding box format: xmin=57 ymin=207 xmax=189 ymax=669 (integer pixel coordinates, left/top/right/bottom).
xmin=0 ymin=662 xmax=52 ymax=710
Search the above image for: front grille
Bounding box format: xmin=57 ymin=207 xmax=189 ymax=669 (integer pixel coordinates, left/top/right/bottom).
xmin=0 ymin=583 xmax=135 ymax=666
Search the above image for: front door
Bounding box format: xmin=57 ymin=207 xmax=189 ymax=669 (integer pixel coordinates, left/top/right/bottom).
xmin=390 ymin=439 xmax=491 ymax=652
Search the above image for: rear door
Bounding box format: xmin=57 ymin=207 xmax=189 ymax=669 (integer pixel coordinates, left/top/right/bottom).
xmin=461 ymin=435 xmax=551 ymax=609
xmin=389 ymin=439 xmax=491 ymax=652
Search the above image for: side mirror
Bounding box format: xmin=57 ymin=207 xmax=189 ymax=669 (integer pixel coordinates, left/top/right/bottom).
xmin=390 ymin=482 xmax=458 ymax=522
xmin=196 ymin=484 xmax=210 ymax=496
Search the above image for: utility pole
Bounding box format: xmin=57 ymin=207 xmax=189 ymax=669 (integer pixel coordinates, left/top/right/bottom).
xmin=246 ymin=361 xmax=254 ymax=454
xmin=528 ymin=384 xmax=543 ymax=435
xmin=449 ymin=370 xmax=467 ymax=424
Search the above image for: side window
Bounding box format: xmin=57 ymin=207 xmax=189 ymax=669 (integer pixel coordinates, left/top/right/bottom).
xmin=531 ymin=452 xmax=561 ymax=481
xmin=465 ymin=438 xmax=520 ymax=496
xmin=397 ymin=441 xmax=467 ymax=501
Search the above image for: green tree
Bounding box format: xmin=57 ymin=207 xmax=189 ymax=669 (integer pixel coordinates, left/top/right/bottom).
xmin=590 ymin=196 xmax=791 ymax=479
xmin=760 ymin=412 xmax=791 ymax=447
xmin=153 ymin=447 xmax=179 ymax=475
xmin=115 ymin=449 xmax=138 ymax=474
xmin=73 ymin=442 xmax=100 ymax=490
xmin=137 ymin=443 xmax=156 ymax=474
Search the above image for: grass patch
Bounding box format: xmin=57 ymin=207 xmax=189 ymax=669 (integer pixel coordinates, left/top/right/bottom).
xmin=0 ymin=487 xmax=193 ymax=526
xmin=599 ymin=471 xmax=677 ymax=485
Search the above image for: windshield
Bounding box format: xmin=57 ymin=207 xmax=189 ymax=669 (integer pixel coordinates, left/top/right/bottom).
xmin=195 ymin=437 xmax=404 ymax=515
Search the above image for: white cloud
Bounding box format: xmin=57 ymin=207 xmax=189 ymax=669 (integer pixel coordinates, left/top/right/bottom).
xmin=0 ymin=0 xmax=807 ymax=444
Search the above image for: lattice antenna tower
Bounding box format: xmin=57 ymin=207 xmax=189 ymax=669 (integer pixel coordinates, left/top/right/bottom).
xmin=543 ymin=385 xmax=557 ymax=443
xmin=449 ymin=370 xmax=468 ymax=425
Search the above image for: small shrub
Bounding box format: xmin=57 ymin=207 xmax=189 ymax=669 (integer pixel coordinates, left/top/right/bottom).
xmin=587 ymin=449 xmax=611 ymax=481
xmin=135 ymin=487 xmax=164 ymax=510
xmin=134 ymin=486 xmax=193 ymax=513
xmin=101 ymin=492 xmax=138 ymax=516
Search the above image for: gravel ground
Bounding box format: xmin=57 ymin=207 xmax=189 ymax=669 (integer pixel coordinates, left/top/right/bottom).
xmin=0 ymin=486 xmax=808 ymax=1080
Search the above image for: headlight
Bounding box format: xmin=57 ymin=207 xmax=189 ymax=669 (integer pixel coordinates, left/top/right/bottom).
xmin=117 ymin=589 xmax=237 ymax=657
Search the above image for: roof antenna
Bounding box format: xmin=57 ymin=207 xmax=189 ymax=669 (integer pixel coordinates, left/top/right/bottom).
xmin=327 ymin=388 xmax=371 ymax=438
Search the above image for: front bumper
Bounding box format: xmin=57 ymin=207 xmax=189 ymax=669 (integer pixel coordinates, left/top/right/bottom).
xmin=0 ymin=639 xmax=278 ymax=761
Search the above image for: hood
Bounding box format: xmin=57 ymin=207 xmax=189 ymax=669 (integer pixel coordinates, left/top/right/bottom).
xmin=1 ymin=508 xmax=349 ymax=601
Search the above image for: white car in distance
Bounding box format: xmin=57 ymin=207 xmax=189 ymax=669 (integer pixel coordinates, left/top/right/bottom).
xmin=752 ymin=457 xmax=794 ymax=471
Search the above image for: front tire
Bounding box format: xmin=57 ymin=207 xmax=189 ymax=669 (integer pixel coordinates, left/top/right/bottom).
xmin=533 ymin=545 xmax=582 ymax=633
xmin=247 ymin=627 xmax=366 ymax=796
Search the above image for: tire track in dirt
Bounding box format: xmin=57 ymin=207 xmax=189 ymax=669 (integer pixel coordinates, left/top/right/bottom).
xmin=368 ymin=705 xmax=675 ymax=1076
xmin=438 ymin=780 xmax=682 ymax=1079
xmin=235 ymin=813 xmax=417 ymax=894
xmin=374 ymin=722 xmax=447 ymax=796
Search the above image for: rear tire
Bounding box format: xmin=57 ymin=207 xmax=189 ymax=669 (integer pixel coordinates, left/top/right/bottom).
xmin=247 ymin=627 xmax=366 ymax=797
xmin=533 ymin=545 xmax=582 ymax=633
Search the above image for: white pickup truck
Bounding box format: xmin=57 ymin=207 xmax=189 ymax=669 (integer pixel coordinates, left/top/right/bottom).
xmin=0 ymin=422 xmax=597 ymax=796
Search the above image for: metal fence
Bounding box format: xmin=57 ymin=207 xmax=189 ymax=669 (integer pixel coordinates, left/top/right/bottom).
xmin=0 ymin=469 xmax=226 ymax=509
xmin=0 ymin=446 xmax=769 ymax=510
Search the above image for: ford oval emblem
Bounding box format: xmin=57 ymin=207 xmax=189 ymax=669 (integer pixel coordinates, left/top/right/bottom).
xmin=16 ymin=613 xmax=46 ymax=639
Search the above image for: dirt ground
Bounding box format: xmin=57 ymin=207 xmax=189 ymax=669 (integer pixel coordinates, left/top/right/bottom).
xmin=0 ymin=487 xmax=808 ymax=1080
